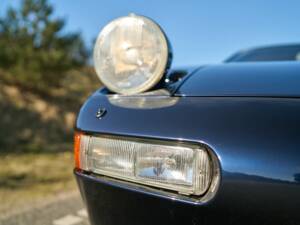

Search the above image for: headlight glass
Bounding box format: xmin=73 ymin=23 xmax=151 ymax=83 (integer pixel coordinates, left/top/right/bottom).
xmin=135 ymin=145 xmax=195 ymax=185
xmin=94 ymin=14 xmax=170 ymax=95
xmin=88 ymin=136 xmax=135 ymax=177
xmin=75 ymin=134 xmax=214 ymax=196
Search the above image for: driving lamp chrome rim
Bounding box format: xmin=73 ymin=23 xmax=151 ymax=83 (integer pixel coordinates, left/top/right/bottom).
xmin=93 ymin=14 xmax=172 ymax=95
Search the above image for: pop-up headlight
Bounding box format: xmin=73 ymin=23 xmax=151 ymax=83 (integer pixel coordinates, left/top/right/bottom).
xmin=93 ymin=14 xmax=171 ymax=95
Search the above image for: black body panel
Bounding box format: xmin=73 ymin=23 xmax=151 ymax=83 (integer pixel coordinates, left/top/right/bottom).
xmin=76 ymin=92 xmax=300 ymax=225
xmin=176 ymin=62 xmax=300 ymax=97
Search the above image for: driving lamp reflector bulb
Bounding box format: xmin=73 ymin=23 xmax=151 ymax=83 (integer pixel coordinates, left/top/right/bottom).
xmin=94 ymin=14 xmax=171 ymax=95
xmin=75 ymin=134 xmax=214 ymax=196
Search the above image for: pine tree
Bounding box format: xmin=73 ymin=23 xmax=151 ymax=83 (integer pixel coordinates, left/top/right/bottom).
xmin=0 ymin=0 xmax=88 ymax=92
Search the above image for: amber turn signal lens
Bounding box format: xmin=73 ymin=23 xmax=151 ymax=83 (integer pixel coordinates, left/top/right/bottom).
xmin=74 ymin=132 xmax=82 ymax=169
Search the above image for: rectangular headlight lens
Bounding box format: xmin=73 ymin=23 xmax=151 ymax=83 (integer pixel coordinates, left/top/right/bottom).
xmin=76 ymin=134 xmax=212 ymax=196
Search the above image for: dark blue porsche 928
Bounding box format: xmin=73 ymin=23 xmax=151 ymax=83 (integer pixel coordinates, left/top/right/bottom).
xmin=74 ymin=14 xmax=300 ymax=225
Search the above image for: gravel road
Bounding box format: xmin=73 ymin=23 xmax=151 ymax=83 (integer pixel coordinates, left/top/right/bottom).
xmin=0 ymin=191 xmax=90 ymax=225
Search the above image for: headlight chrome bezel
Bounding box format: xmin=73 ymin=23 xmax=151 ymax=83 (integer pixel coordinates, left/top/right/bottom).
xmin=75 ymin=133 xmax=220 ymax=201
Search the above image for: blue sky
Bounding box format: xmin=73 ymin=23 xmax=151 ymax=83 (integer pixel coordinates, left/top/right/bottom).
xmin=2 ymin=0 xmax=300 ymax=66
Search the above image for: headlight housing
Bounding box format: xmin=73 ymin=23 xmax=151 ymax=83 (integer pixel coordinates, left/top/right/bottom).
xmin=93 ymin=14 xmax=171 ymax=95
xmin=75 ymin=133 xmax=218 ymax=197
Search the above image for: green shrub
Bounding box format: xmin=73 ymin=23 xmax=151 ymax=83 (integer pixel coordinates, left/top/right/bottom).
xmin=0 ymin=0 xmax=88 ymax=92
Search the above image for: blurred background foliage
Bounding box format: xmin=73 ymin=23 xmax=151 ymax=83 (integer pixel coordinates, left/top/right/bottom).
xmin=0 ymin=0 xmax=101 ymax=153
xmin=0 ymin=0 xmax=101 ymax=212
xmin=0 ymin=0 xmax=89 ymax=91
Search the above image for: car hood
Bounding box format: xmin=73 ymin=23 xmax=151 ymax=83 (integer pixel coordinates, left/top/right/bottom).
xmin=174 ymin=62 xmax=300 ymax=97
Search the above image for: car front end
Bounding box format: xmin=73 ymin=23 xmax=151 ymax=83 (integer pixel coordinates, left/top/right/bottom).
xmin=74 ymin=14 xmax=300 ymax=225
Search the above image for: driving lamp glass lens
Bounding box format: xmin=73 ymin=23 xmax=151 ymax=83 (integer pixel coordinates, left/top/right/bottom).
xmin=94 ymin=14 xmax=170 ymax=94
xmin=77 ymin=135 xmax=213 ymax=196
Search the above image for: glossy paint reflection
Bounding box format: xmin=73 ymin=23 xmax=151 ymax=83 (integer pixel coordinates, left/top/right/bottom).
xmin=107 ymin=89 xmax=179 ymax=109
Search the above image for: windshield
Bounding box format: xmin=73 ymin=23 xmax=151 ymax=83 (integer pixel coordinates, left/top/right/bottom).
xmin=226 ymin=45 xmax=300 ymax=62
